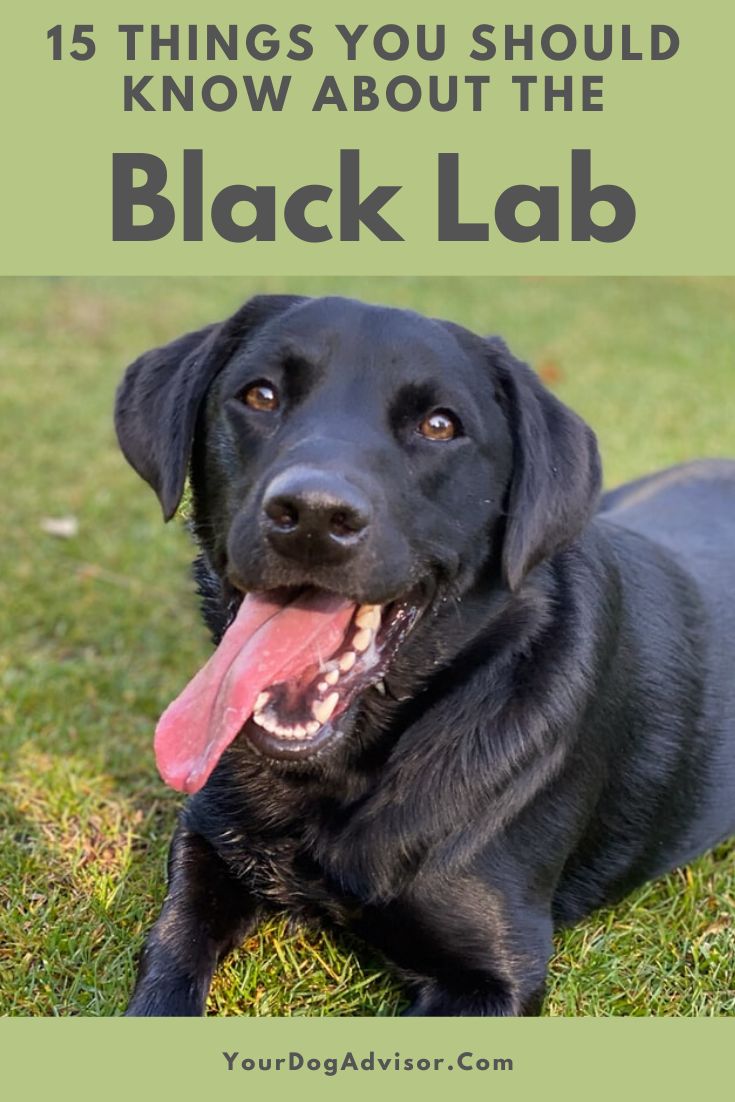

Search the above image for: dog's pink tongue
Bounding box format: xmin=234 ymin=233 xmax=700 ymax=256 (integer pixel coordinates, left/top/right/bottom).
xmin=154 ymin=591 xmax=355 ymax=794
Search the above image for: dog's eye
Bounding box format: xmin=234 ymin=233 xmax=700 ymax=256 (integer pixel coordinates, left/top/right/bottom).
xmin=241 ymin=381 xmax=280 ymax=412
xmin=417 ymin=409 xmax=461 ymax=441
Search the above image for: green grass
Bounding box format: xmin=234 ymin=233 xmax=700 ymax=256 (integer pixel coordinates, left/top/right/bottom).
xmin=1 ymin=276 xmax=734 ymax=1017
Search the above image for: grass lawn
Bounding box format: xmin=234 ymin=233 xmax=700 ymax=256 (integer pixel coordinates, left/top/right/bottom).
xmin=1 ymin=275 xmax=733 ymax=1017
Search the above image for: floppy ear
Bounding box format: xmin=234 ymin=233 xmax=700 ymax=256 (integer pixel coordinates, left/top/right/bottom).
xmin=114 ymin=295 xmax=305 ymax=520
xmin=487 ymin=337 xmax=602 ymax=592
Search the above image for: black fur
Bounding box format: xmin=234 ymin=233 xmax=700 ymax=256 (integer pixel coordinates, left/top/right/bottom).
xmin=115 ymin=295 xmax=735 ymax=1016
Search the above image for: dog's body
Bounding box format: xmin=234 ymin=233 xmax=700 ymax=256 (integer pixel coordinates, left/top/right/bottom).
xmin=115 ymin=295 xmax=735 ymax=1016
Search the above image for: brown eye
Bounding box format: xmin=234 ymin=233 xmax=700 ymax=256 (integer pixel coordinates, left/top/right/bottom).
xmin=417 ymin=409 xmax=460 ymax=441
xmin=241 ymin=381 xmax=279 ymax=412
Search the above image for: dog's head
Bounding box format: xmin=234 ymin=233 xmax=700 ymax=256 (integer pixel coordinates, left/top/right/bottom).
xmin=116 ymin=295 xmax=600 ymax=789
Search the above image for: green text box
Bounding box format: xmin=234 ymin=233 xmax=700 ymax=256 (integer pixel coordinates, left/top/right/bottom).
xmin=1 ymin=1 xmax=733 ymax=274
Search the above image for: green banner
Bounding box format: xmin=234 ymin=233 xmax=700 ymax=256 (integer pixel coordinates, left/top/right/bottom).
xmin=1 ymin=0 xmax=733 ymax=273
xmin=3 ymin=1018 xmax=734 ymax=1100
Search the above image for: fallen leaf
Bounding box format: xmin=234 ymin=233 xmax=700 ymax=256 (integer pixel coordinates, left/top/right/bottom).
xmin=538 ymin=359 xmax=565 ymax=385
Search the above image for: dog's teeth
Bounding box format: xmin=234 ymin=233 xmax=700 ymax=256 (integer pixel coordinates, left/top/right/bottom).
xmin=353 ymin=628 xmax=373 ymax=652
xmin=254 ymin=714 xmax=314 ymax=740
xmin=317 ymin=668 xmax=339 ymax=692
xmin=312 ymin=692 xmax=339 ymax=726
xmin=355 ymin=604 xmax=381 ymax=631
xmin=339 ymin=650 xmax=357 ymax=672
xmin=255 ymin=692 xmax=271 ymax=712
xmin=375 ymin=680 xmax=387 ymax=695
xmin=273 ymin=723 xmax=300 ymax=739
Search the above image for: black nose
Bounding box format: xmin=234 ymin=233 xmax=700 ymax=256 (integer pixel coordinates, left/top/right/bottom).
xmin=262 ymin=466 xmax=372 ymax=564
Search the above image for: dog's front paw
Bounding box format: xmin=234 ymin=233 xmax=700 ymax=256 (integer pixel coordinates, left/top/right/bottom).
xmin=403 ymin=982 xmax=544 ymax=1017
xmin=125 ymin=973 xmax=208 ymax=1017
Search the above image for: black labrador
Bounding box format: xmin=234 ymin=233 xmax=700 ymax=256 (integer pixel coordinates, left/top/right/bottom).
xmin=115 ymin=294 xmax=735 ymax=1016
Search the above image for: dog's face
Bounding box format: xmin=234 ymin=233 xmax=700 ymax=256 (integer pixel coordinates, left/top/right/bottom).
xmin=115 ymin=295 xmax=600 ymax=789
xmin=199 ymin=296 xmax=514 ymax=605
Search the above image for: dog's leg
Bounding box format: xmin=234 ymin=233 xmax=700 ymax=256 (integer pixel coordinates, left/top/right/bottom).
xmin=361 ymin=879 xmax=552 ymax=1017
xmin=402 ymin=978 xmax=546 ymax=1017
xmin=125 ymin=826 xmax=261 ymax=1016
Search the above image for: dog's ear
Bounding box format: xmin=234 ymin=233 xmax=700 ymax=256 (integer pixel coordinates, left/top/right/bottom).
xmin=114 ymin=295 xmax=305 ymax=520
xmin=487 ymin=337 xmax=602 ymax=591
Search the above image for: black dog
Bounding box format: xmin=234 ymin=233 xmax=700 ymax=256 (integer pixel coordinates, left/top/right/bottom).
xmin=115 ymin=294 xmax=735 ymax=1016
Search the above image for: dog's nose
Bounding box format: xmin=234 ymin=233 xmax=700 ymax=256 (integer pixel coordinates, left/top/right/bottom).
xmin=262 ymin=467 xmax=371 ymax=563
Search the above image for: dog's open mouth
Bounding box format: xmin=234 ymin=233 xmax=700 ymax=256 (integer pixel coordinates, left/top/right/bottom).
xmin=154 ymin=587 xmax=421 ymax=793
